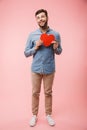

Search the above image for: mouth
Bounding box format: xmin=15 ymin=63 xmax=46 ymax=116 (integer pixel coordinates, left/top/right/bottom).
xmin=38 ymin=20 xmax=47 ymax=28
xmin=39 ymin=21 xmax=45 ymax=24
xmin=39 ymin=21 xmax=46 ymax=27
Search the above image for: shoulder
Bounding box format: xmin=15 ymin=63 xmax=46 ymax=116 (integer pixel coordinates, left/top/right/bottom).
xmin=49 ymin=28 xmax=61 ymax=42
xmin=49 ymin=29 xmax=61 ymax=40
xmin=28 ymin=29 xmax=40 ymax=37
xmin=50 ymin=29 xmax=60 ymax=36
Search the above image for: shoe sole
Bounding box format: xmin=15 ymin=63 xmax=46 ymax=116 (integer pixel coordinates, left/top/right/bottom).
xmin=29 ymin=118 xmax=38 ymax=127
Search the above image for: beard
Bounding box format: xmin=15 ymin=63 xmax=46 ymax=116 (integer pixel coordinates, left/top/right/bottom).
xmin=38 ymin=20 xmax=48 ymax=29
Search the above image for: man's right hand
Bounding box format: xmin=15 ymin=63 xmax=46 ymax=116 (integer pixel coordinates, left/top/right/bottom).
xmin=34 ymin=39 xmax=43 ymax=50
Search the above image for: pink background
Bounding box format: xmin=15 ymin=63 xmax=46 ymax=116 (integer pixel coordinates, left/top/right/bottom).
xmin=0 ymin=0 xmax=87 ymax=130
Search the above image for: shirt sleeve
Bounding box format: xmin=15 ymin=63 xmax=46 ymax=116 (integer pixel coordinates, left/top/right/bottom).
xmin=54 ymin=33 xmax=62 ymax=55
xmin=24 ymin=34 xmax=36 ymax=57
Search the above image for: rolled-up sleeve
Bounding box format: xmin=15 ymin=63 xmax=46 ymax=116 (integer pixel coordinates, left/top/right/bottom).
xmin=24 ymin=34 xmax=36 ymax=57
xmin=54 ymin=33 xmax=62 ymax=55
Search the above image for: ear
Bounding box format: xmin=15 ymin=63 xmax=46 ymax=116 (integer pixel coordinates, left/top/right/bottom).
xmin=47 ymin=16 xmax=48 ymax=21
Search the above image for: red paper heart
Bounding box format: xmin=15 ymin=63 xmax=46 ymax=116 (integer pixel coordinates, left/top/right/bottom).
xmin=40 ymin=34 xmax=55 ymax=47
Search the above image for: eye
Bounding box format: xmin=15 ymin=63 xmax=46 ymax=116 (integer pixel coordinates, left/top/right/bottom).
xmin=36 ymin=16 xmax=40 ymax=20
xmin=36 ymin=15 xmax=40 ymax=20
xmin=41 ymin=15 xmax=45 ymax=18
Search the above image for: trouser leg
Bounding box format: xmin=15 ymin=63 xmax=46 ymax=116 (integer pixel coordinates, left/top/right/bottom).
xmin=43 ymin=72 xmax=55 ymax=115
xmin=31 ymin=72 xmax=42 ymax=115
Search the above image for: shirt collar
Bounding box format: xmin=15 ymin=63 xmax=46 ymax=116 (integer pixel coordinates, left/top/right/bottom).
xmin=38 ymin=26 xmax=51 ymax=33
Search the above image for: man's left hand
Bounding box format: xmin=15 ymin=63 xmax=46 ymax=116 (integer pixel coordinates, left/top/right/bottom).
xmin=51 ymin=41 xmax=59 ymax=50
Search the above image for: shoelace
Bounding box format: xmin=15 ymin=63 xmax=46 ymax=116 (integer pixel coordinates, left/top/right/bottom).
xmin=47 ymin=116 xmax=54 ymax=123
xmin=31 ymin=116 xmax=36 ymax=121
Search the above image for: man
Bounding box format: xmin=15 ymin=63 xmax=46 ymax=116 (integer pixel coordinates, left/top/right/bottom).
xmin=24 ymin=9 xmax=62 ymax=127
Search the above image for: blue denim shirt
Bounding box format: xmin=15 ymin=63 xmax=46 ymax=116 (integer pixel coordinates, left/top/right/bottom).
xmin=24 ymin=28 xmax=62 ymax=74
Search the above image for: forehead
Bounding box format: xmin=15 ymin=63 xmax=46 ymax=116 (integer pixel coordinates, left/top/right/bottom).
xmin=36 ymin=12 xmax=46 ymax=18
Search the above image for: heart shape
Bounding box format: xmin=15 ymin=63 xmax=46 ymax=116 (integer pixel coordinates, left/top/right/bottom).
xmin=40 ymin=34 xmax=55 ymax=47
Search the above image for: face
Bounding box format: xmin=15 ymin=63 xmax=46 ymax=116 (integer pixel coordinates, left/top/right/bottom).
xmin=35 ymin=12 xmax=48 ymax=28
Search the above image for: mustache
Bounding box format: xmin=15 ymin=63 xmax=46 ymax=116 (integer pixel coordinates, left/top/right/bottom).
xmin=39 ymin=20 xmax=45 ymax=23
xmin=39 ymin=21 xmax=48 ymax=28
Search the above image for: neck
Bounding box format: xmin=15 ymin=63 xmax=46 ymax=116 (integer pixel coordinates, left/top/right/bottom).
xmin=40 ymin=26 xmax=49 ymax=33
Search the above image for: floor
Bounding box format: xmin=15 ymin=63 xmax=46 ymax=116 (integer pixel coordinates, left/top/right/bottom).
xmin=0 ymin=115 xmax=86 ymax=130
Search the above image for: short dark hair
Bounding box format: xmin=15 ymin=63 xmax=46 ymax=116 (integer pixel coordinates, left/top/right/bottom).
xmin=35 ymin=9 xmax=48 ymax=17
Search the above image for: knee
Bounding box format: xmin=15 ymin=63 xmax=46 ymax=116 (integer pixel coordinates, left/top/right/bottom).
xmin=44 ymin=90 xmax=52 ymax=96
xmin=32 ymin=92 xmax=40 ymax=97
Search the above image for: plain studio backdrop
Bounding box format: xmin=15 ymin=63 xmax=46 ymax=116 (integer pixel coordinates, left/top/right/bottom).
xmin=0 ymin=0 xmax=87 ymax=130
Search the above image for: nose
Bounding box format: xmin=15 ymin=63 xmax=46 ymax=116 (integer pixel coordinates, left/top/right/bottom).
xmin=39 ymin=18 xmax=43 ymax=21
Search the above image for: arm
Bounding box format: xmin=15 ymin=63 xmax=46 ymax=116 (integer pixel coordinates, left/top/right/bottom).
xmin=54 ymin=42 xmax=62 ymax=55
xmin=24 ymin=34 xmax=36 ymax=57
xmin=24 ymin=34 xmax=43 ymax=57
xmin=53 ymin=33 xmax=62 ymax=55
